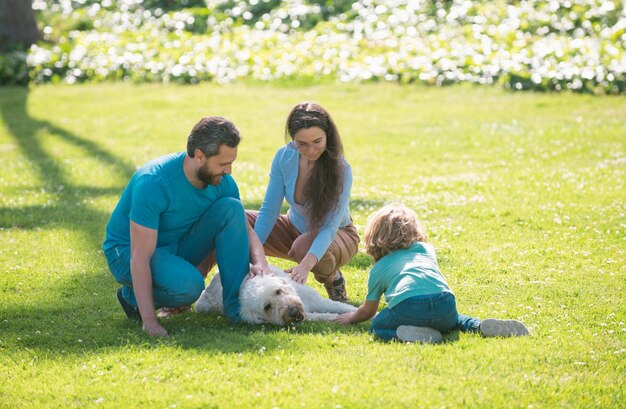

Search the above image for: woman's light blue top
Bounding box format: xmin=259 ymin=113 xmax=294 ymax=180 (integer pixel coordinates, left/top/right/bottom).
xmin=254 ymin=142 xmax=352 ymax=261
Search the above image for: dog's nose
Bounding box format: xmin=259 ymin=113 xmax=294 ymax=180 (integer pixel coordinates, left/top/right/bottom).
xmin=289 ymin=306 xmax=304 ymax=322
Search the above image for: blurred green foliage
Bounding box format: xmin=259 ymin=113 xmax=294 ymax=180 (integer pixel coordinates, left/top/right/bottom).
xmin=2 ymin=0 xmax=624 ymax=93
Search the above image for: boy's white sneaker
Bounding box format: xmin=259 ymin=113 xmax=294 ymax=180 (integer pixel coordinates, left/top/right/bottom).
xmin=479 ymin=318 xmax=529 ymax=337
xmin=396 ymin=326 xmax=443 ymax=344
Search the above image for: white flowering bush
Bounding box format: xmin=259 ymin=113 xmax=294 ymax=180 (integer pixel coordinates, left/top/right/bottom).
xmin=13 ymin=0 xmax=626 ymax=93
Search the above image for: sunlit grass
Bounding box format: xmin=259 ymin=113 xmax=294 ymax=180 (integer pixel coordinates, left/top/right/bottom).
xmin=0 ymin=82 xmax=624 ymax=408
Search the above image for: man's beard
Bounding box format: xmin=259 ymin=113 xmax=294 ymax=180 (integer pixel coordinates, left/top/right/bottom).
xmin=197 ymin=166 xmax=222 ymax=186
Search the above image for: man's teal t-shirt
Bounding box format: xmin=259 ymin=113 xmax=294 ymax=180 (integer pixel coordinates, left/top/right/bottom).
xmin=365 ymin=242 xmax=453 ymax=309
xmin=103 ymin=152 xmax=240 ymax=252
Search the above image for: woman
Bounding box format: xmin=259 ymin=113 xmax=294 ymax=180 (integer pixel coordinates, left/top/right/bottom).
xmin=247 ymin=102 xmax=359 ymax=301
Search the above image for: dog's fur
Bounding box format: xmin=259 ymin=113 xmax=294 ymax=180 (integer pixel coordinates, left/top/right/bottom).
xmin=195 ymin=265 xmax=356 ymax=325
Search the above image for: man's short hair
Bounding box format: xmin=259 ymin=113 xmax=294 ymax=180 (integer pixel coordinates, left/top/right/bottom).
xmin=187 ymin=117 xmax=241 ymax=158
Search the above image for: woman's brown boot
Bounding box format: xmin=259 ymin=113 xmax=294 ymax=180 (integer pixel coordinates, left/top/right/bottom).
xmin=324 ymin=270 xmax=348 ymax=302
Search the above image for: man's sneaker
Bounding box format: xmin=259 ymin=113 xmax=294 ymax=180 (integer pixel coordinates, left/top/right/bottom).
xmin=116 ymin=288 xmax=141 ymax=321
xmin=157 ymin=305 xmax=191 ymax=318
xmin=479 ymin=318 xmax=529 ymax=337
xmin=324 ymin=271 xmax=348 ymax=302
xmin=396 ymin=326 xmax=443 ymax=344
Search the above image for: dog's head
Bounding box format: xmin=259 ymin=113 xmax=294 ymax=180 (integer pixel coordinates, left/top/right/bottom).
xmin=239 ymin=275 xmax=305 ymax=325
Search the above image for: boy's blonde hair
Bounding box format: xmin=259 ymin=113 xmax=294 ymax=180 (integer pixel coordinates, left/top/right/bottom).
xmin=364 ymin=203 xmax=427 ymax=261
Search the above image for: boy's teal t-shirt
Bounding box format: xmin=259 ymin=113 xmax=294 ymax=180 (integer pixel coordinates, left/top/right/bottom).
xmin=365 ymin=242 xmax=453 ymax=308
xmin=103 ymin=152 xmax=240 ymax=252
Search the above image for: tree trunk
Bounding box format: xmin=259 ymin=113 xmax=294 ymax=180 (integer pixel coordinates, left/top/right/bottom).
xmin=0 ymin=0 xmax=40 ymax=52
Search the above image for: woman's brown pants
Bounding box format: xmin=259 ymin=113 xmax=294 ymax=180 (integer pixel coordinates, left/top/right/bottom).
xmin=245 ymin=210 xmax=360 ymax=284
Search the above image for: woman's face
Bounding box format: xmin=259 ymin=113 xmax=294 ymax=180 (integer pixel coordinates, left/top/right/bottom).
xmin=293 ymin=126 xmax=327 ymax=162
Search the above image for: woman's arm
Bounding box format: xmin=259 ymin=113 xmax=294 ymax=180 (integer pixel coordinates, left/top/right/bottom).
xmin=333 ymin=300 xmax=379 ymax=324
xmin=291 ymin=162 xmax=353 ymax=284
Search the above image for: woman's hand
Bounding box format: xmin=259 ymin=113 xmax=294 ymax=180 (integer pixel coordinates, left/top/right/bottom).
xmin=333 ymin=312 xmax=354 ymax=325
xmin=286 ymin=264 xmax=310 ymax=284
xmin=287 ymin=253 xmax=317 ymax=284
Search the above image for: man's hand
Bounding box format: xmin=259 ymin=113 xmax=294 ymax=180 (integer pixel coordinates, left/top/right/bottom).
xmin=249 ymin=261 xmax=271 ymax=277
xmin=142 ymin=320 xmax=168 ymax=337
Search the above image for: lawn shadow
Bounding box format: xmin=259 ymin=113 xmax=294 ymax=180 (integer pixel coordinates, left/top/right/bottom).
xmin=0 ymin=87 xmax=135 ymax=230
xmin=0 ymin=302 xmax=359 ymax=356
xmin=0 ymin=88 xmax=147 ymax=349
xmin=442 ymin=331 xmax=461 ymax=344
xmin=157 ymin=310 xmax=372 ymax=353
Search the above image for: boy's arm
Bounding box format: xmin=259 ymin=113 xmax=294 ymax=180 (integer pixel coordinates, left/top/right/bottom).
xmin=334 ymin=300 xmax=379 ymax=324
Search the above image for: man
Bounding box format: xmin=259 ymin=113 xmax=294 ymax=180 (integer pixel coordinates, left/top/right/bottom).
xmin=103 ymin=116 xmax=269 ymax=337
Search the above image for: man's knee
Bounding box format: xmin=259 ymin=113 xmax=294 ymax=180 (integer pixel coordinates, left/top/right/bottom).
xmin=169 ymin=275 xmax=205 ymax=306
xmin=212 ymin=197 xmax=245 ymax=220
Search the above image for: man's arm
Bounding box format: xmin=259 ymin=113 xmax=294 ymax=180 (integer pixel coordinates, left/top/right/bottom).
xmin=247 ymin=221 xmax=270 ymax=277
xmin=129 ymin=221 xmax=168 ymax=337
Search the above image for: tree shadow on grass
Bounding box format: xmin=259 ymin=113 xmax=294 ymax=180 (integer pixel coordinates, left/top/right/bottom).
xmin=0 ymin=302 xmax=358 ymax=356
xmin=0 ymin=87 xmax=154 ymax=352
xmin=0 ymin=87 xmax=135 ymax=229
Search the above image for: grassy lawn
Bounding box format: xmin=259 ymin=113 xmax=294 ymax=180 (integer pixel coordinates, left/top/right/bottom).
xmin=0 ymin=83 xmax=624 ymax=408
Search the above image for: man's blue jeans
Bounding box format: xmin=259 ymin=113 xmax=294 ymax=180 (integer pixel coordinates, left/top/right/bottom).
xmin=104 ymin=197 xmax=249 ymax=322
xmin=370 ymin=292 xmax=481 ymax=341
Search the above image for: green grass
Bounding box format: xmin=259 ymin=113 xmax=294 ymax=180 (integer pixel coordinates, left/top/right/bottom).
xmin=0 ymin=83 xmax=624 ymax=408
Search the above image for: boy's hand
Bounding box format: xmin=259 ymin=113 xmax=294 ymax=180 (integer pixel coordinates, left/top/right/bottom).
xmin=333 ymin=312 xmax=354 ymax=325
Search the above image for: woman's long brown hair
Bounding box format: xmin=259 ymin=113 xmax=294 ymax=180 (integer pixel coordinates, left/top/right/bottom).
xmin=285 ymin=102 xmax=344 ymax=233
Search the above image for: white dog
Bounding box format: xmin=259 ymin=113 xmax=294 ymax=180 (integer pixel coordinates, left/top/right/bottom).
xmin=195 ymin=265 xmax=356 ymax=325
